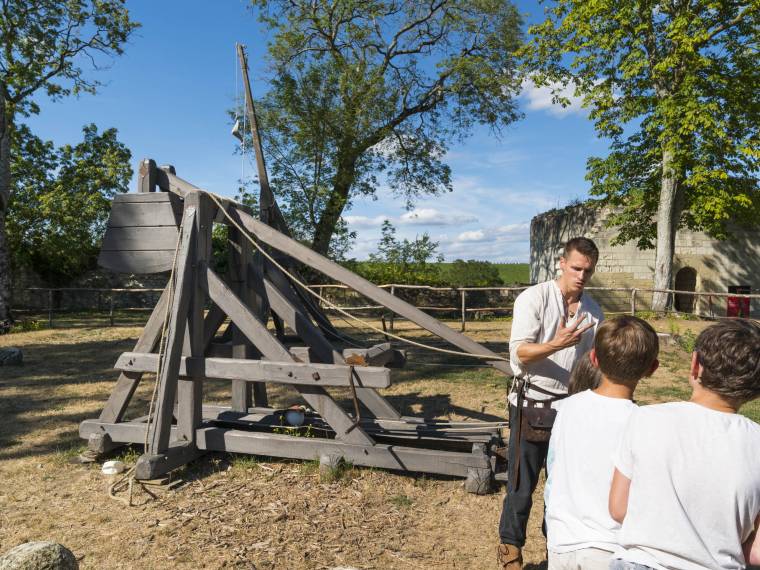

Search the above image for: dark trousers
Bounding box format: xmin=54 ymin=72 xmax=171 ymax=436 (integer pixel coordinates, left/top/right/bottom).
xmin=498 ymin=404 xmax=550 ymax=546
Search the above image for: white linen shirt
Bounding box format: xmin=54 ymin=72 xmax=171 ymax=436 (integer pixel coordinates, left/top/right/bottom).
xmin=509 ymin=280 xmax=603 ymax=404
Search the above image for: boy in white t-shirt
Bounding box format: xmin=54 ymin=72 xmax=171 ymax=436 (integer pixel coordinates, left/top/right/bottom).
xmin=545 ymin=316 xmax=660 ymax=570
xmin=609 ymin=319 xmax=760 ymax=570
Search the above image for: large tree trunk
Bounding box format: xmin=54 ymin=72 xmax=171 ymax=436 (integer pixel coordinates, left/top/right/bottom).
xmin=651 ymin=147 xmax=681 ymax=312
xmin=311 ymin=157 xmax=356 ymax=256
xmin=0 ymin=93 xmax=13 ymax=330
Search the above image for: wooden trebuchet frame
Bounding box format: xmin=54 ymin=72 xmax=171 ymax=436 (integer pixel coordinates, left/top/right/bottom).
xmin=80 ymin=159 xmax=509 ymax=493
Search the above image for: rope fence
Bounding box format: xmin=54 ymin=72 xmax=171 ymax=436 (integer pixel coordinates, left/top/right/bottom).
xmin=16 ymin=283 xmax=759 ymax=330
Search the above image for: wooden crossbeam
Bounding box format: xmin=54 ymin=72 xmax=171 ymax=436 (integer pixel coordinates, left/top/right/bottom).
xmin=114 ymin=352 xmax=391 ymax=388
xmin=200 ymin=264 xmax=375 ymax=446
xmin=228 ymin=207 xmax=510 ymax=375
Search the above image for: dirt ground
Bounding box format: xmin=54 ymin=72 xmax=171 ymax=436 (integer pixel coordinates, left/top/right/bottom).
xmin=0 ymin=316 xmax=751 ymax=569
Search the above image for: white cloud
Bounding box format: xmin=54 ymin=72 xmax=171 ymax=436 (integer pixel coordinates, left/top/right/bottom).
xmin=457 ymin=230 xmax=486 ymax=242
xmin=342 ymin=215 xmax=388 ymax=228
xmin=398 ymin=208 xmax=478 ymax=226
xmin=520 ymin=77 xmax=585 ymax=117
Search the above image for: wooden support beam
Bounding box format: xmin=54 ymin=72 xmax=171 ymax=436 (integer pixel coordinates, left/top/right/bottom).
xmin=114 ymin=352 xmax=391 ymax=388
xmin=135 ymin=441 xmax=203 ymax=480
xmin=200 ymin=265 xmax=375 ymax=445
xmin=81 ymin=418 xmax=178 ymax=444
xmin=138 ymin=158 xmax=158 ymax=193
xmin=259 ymin=264 xmax=402 ymax=420
xmin=98 ymin=287 xmax=170 ymax=423
xmin=229 ymin=207 xmax=510 ymax=375
xmin=202 ymin=303 xmax=227 ymax=350
xmin=178 ymin=192 xmax=210 ymax=444
xmin=196 ymin=427 xmax=490 ymax=478
xmin=228 ymin=226 xmax=267 ymax=410
xmin=147 ymin=208 xmax=197 ymax=454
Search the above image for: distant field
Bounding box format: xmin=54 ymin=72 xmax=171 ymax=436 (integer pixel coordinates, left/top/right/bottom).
xmin=492 ymin=263 xmax=529 ymax=284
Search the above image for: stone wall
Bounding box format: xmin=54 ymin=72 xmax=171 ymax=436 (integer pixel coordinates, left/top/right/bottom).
xmin=530 ymin=205 xmax=760 ymax=316
xmin=12 ymin=267 xmax=168 ymax=312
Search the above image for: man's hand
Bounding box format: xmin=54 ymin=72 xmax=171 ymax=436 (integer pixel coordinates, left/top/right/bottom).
xmin=548 ymin=314 xmax=595 ymax=350
xmin=514 ymin=313 xmax=595 ymax=365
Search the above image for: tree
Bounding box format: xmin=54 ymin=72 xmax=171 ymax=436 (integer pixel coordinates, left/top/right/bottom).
xmin=7 ymin=124 xmax=132 ymax=284
xmin=446 ymin=259 xmax=503 ymax=287
xmin=0 ymin=0 xmax=138 ymax=328
xmin=249 ymin=0 xmax=524 ymax=257
xmin=354 ymin=219 xmax=444 ymax=285
xmin=527 ymin=1 xmax=760 ymax=310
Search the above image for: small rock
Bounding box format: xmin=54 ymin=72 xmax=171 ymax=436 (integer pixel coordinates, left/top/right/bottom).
xmin=0 ymin=541 xmax=78 ymax=570
xmin=0 ymin=347 xmax=23 ymax=366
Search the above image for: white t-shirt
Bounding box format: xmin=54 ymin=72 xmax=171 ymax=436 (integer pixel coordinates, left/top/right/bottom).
xmin=545 ymin=390 xmax=637 ymax=554
xmin=509 ymin=280 xmax=603 ymax=404
xmin=613 ymin=402 xmax=760 ymax=570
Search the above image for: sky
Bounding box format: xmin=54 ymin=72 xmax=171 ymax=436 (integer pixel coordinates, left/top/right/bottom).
xmin=25 ymin=0 xmax=603 ymax=263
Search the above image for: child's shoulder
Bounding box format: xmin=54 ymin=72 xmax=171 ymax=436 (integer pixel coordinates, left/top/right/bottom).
xmin=559 ymin=390 xmax=635 ymax=415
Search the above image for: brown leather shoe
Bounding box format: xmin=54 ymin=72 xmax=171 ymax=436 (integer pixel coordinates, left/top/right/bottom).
xmin=497 ymin=543 xmax=522 ymax=569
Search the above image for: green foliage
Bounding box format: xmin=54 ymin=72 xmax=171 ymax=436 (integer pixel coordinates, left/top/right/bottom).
xmin=9 ymin=318 xmax=43 ymax=333
xmin=245 ymin=0 xmax=524 ymax=255
xmin=444 ymin=259 xmax=503 ymax=287
xmin=348 ymin=220 xmax=444 ymax=285
xmin=7 ymin=124 xmax=132 ymax=284
xmin=675 ymin=329 xmax=697 ymax=354
xmin=526 ymin=1 xmax=760 ymax=247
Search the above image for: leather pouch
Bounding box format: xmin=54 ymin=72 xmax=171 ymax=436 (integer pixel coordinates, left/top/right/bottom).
xmin=521 ymin=405 xmax=556 ymax=442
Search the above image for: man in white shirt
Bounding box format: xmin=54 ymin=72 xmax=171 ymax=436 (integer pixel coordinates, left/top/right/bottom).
xmin=544 ymin=316 xmax=659 ymax=569
xmin=498 ymin=237 xmax=604 ymax=570
xmin=609 ymin=319 xmax=760 ymax=570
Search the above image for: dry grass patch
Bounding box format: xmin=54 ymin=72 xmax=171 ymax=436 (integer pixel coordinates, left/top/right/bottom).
xmin=0 ymin=316 xmax=742 ymax=569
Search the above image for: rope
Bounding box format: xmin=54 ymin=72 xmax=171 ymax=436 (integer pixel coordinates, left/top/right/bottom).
xmin=206 ymin=193 xmax=509 ymax=363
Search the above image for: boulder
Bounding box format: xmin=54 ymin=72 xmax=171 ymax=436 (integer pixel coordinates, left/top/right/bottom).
xmin=0 ymin=347 xmax=23 ymax=366
xmin=0 ymin=542 xmax=78 ymax=570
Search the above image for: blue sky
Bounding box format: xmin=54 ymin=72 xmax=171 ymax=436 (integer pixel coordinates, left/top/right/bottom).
xmin=25 ymin=0 xmax=602 ymax=263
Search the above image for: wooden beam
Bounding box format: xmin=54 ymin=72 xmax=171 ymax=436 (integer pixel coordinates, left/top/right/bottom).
xmin=202 ymin=303 xmax=227 ymax=350
xmin=106 ymin=195 xmax=182 ymax=227
xmin=101 ymin=226 xmax=180 ymax=251
xmin=115 ymin=352 xmax=391 ymax=388
xmin=135 ymin=441 xmax=202 ymax=480
xmin=138 ymin=158 xmax=158 ymax=193
xmin=228 ymin=226 xmax=267 ymax=409
xmin=261 ymin=264 xmax=402 ymax=419
xmin=200 ymin=265 xmax=375 ymax=445
xmin=97 ymin=287 xmax=170 ymax=423
xmin=147 ymin=208 xmax=197 ymax=453
xmin=178 ymin=192 xmax=211 ymax=444
xmin=196 ymin=427 xmax=490 ymax=477
xmin=229 ymin=207 xmax=510 ymax=375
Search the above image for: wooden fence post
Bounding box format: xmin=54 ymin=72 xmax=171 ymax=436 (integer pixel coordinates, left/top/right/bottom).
xmin=630 ymin=288 xmax=637 ymax=316
xmin=460 ymin=290 xmax=466 ymax=332
xmin=109 ymin=294 xmax=115 ymax=326
xmin=48 ymin=289 xmax=53 ymax=328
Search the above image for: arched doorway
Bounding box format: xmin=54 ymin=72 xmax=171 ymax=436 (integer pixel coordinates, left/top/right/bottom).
xmin=674 ymin=267 xmax=698 ymax=313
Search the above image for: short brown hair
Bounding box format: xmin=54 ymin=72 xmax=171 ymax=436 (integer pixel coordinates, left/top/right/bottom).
xmin=594 ymin=316 xmax=659 ymax=383
xmin=695 ymin=319 xmax=760 ymax=403
xmin=563 ymin=237 xmax=599 ymax=264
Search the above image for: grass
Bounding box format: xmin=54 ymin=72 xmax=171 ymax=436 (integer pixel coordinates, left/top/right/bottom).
xmin=492 ymin=263 xmax=530 ymax=285
xmin=389 ymin=494 xmax=414 ymax=508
